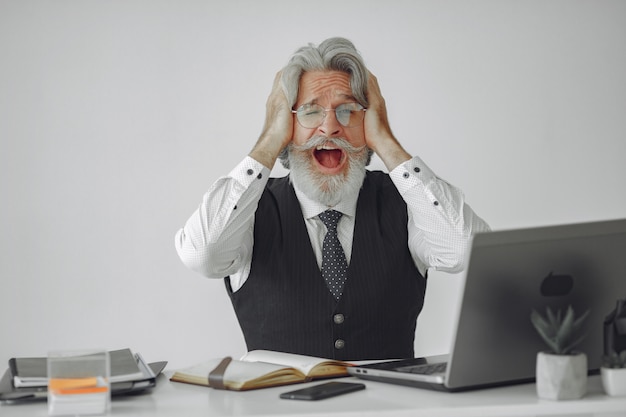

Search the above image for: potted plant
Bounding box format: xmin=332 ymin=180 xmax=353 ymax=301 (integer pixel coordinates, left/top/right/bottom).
xmin=601 ymin=350 xmax=626 ymax=396
xmin=530 ymin=305 xmax=589 ymax=400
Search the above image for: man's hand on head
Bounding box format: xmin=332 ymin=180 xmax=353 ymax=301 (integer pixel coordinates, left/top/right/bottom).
xmin=250 ymin=71 xmax=294 ymax=170
xmin=364 ymin=72 xmax=411 ymax=171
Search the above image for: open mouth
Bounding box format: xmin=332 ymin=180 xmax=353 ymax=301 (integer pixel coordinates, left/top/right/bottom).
xmin=314 ymin=145 xmax=344 ymax=169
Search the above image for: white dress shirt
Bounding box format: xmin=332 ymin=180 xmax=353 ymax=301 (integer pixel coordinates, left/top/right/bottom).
xmin=175 ymin=155 xmax=490 ymax=292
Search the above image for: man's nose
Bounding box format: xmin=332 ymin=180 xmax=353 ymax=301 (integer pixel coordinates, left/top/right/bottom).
xmin=317 ymin=109 xmax=343 ymax=137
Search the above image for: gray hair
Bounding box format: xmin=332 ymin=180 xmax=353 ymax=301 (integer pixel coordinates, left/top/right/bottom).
xmin=280 ymin=37 xmax=369 ymax=109
xmin=279 ymin=37 xmax=371 ymax=169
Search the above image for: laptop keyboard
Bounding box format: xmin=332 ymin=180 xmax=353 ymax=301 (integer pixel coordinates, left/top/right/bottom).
xmin=395 ymin=362 xmax=447 ymax=375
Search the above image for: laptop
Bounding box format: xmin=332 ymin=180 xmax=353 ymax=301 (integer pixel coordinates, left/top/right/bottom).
xmin=348 ymin=217 xmax=626 ymax=392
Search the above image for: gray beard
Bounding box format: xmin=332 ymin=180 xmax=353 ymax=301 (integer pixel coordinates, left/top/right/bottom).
xmin=286 ymin=136 xmax=370 ymax=207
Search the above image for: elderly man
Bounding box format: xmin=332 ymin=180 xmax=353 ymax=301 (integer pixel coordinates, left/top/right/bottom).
xmin=175 ymin=37 xmax=489 ymax=360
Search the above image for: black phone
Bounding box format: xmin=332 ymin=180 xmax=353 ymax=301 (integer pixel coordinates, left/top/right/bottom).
xmin=279 ymin=381 xmax=366 ymax=401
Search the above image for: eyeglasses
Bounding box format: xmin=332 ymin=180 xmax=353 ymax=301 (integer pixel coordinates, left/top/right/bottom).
xmin=292 ymin=103 xmax=366 ymax=129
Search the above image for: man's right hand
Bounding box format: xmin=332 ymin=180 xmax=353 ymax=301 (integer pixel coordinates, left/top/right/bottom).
xmin=363 ymin=71 xmax=412 ymax=171
xmin=249 ymin=71 xmax=294 ymax=169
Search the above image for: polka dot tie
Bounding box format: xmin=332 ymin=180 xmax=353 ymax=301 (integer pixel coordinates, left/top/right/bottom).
xmin=318 ymin=210 xmax=348 ymax=300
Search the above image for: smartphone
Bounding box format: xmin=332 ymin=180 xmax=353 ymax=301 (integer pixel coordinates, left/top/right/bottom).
xmin=279 ymin=381 xmax=366 ymax=401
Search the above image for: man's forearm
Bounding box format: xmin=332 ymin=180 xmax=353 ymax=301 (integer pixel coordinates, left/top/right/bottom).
xmin=369 ymin=133 xmax=413 ymax=172
xmin=249 ymin=131 xmax=286 ymax=170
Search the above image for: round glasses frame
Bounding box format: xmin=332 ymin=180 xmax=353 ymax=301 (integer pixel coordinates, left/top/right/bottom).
xmin=292 ymin=103 xmax=367 ymax=129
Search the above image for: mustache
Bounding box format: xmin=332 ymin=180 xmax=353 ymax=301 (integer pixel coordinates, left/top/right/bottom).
xmin=291 ymin=136 xmax=368 ymax=155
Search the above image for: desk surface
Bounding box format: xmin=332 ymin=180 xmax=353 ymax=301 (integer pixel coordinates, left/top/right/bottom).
xmin=2 ymin=374 xmax=626 ymax=417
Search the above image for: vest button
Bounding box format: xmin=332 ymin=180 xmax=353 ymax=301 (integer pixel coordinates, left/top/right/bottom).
xmin=334 ymin=339 xmax=345 ymax=350
xmin=333 ymin=314 xmax=345 ymax=324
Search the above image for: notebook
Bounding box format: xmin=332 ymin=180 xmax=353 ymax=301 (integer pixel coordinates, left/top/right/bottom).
xmin=348 ymin=217 xmax=626 ymax=392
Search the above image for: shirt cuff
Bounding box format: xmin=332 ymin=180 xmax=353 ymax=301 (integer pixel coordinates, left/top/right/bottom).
xmin=389 ymin=156 xmax=437 ymax=193
xmin=228 ymin=156 xmax=271 ymax=189
xmin=389 ymin=155 xmax=450 ymax=211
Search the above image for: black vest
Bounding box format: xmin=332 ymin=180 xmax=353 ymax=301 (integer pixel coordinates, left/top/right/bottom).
xmin=225 ymin=171 xmax=427 ymax=360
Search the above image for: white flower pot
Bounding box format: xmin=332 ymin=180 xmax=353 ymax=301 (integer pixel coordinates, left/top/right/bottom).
xmin=536 ymin=351 xmax=587 ymax=400
xmin=601 ymin=367 xmax=626 ymax=396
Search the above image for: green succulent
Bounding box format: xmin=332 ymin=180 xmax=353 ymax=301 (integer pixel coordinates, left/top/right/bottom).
xmin=602 ymin=350 xmax=626 ymax=369
xmin=530 ymin=305 xmax=589 ymax=355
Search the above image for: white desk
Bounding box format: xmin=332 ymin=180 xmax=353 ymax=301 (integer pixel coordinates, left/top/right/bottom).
xmin=2 ymin=374 xmax=625 ymax=417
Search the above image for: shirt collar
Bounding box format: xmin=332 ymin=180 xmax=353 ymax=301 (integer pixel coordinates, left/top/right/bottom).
xmin=292 ymin=178 xmax=359 ymax=220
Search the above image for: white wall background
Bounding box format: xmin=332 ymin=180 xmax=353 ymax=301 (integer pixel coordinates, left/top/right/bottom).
xmin=1 ymin=0 xmax=625 ymax=370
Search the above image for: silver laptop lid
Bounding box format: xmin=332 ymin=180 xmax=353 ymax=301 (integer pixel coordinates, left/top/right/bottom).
xmin=446 ymin=218 xmax=626 ymax=390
